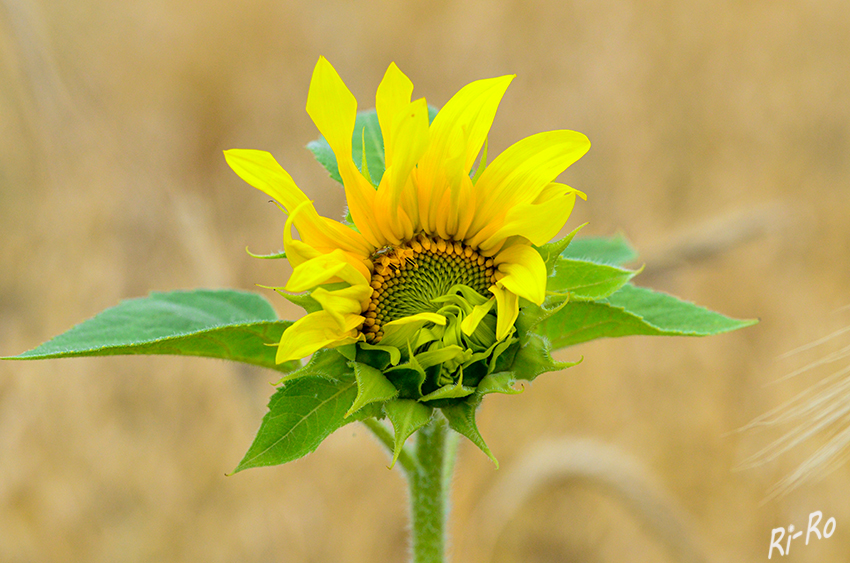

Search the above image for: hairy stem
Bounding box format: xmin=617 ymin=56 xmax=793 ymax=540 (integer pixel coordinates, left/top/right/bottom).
xmin=408 ymin=416 xmax=453 ymax=563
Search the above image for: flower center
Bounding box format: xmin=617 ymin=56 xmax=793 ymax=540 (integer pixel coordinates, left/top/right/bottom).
xmin=362 ymin=234 xmax=496 ymax=342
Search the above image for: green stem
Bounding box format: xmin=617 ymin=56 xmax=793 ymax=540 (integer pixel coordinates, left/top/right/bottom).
xmin=407 ymin=416 xmax=452 ymax=563
xmin=361 ymin=415 xmax=459 ymax=562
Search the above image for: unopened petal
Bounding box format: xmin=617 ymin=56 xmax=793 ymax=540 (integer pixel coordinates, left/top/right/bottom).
xmin=490 ymin=285 xmax=519 ymax=341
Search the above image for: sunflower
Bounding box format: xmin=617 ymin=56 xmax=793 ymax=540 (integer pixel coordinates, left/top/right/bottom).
xmin=224 ymin=57 xmax=589 ymax=377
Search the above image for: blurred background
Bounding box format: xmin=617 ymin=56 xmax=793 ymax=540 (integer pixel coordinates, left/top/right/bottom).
xmin=2 ymin=0 xmax=849 ymax=561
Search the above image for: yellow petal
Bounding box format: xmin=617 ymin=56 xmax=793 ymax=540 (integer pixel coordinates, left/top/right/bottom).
xmin=224 ymin=149 xmax=308 ymax=210
xmin=376 ymin=62 xmax=414 ymax=169
xmin=423 ymin=75 xmax=514 ymax=174
xmin=226 ymin=150 xmax=373 ymax=256
xmin=535 ymin=182 xmax=587 ymax=204
xmin=380 ymin=312 xmax=447 ymax=348
xmin=286 ymin=249 xmax=369 ymax=292
xmin=386 ymin=98 xmax=430 ymax=208
xmin=374 ymin=98 xmax=430 ymax=241
xmin=490 ymin=285 xmax=519 ymax=341
xmin=276 ymin=311 xmax=361 ymax=364
xmin=460 ymin=297 xmax=495 ymax=336
xmin=469 ymin=130 xmax=590 ymax=239
xmin=306 ymin=57 xmax=383 ymax=247
xmin=416 ymin=75 xmax=513 ymax=236
xmin=311 ymin=285 xmax=373 ymax=326
xmin=493 ymin=244 xmax=547 ymax=304
xmin=477 ymin=189 xmax=579 ymax=252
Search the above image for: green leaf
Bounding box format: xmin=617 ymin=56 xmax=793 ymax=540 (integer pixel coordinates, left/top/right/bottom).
xmin=441 ymin=398 xmax=497 ymax=467
xmin=4 ymin=289 xmax=299 ymax=373
xmin=536 ymin=223 xmax=585 ymax=275
xmin=346 ymin=361 xmax=399 ymax=417
xmin=561 ymin=234 xmax=638 ymax=265
xmin=233 ymin=375 xmax=362 ymax=472
xmin=547 ymin=258 xmax=638 ymax=300
xmin=383 ymin=399 xmax=433 ymax=468
xmin=307 ymin=106 xmax=439 ymax=187
xmin=537 ymin=284 xmax=758 ymax=349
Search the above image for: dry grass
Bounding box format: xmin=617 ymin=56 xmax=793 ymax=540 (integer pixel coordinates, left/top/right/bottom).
xmin=2 ymin=1 xmax=850 ymax=561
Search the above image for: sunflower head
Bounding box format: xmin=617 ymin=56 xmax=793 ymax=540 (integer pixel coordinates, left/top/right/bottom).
xmin=225 ymin=57 xmax=589 ymax=461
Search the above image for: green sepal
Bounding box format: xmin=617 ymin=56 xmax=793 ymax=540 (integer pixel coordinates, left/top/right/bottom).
xmin=537 ymin=283 xmax=758 ymax=350
xmin=536 ymin=223 xmax=586 ymax=276
xmin=385 ymin=352 xmax=428 ymax=399
xmin=547 ymin=258 xmax=639 ymax=301
xmin=471 ymin=138 xmax=489 ymax=184
xmin=477 ymin=371 xmax=523 ymax=396
xmin=275 ymin=348 xmax=349 ymax=384
xmin=233 ymin=374 xmax=364 ymax=473
xmin=4 ymin=289 xmax=300 ymax=374
xmin=511 ymin=331 xmax=582 ymax=382
xmin=246 ymin=247 xmax=287 ymax=260
xmin=336 ymin=343 xmax=357 ymax=362
xmin=346 ymin=361 xmax=399 ymax=417
xmin=272 ymin=281 xmax=351 ymax=315
xmin=356 ymin=342 xmax=397 ymax=370
xmin=419 ymin=380 xmax=476 ymax=402
xmin=442 ymin=397 xmax=497 ymax=467
xmin=383 ymin=399 xmax=433 ymax=468
xmin=278 ymin=292 xmax=322 ymax=314
xmin=561 ymin=233 xmax=638 ymax=265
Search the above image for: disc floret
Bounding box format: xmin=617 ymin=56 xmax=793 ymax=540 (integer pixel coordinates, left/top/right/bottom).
xmin=363 ymin=234 xmax=496 ymax=342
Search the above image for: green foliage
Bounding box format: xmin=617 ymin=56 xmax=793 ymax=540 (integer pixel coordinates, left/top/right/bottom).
xmin=5 ymin=289 xmax=299 ymax=373
xmin=547 ymin=258 xmax=637 ymax=300
xmin=561 ymin=233 xmax=638 ymax=265
xmin=537 ymin=283 xmax=758 ymax=349
xmin=233 ymin=374 xmax=360 ymax=472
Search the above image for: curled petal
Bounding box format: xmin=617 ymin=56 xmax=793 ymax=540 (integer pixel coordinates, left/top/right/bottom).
xmin=490 ymin=285 xmax=519 ymax=341
xmin=276 ymin=311 xmax=362 ymax=364
xmin=477 ymin=185 xmax=582 ymax=252
xmin=380 ymin=312 xmax=447 ymax=349
xmin=311 ymin=285 xmax=373 ymax=326
xmin=493 ymin=244 xmax=547 ymax=305
xmin=286 ymin=249 xmax=370 ymax=292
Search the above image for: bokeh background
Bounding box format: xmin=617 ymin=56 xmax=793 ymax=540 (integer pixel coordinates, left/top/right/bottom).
xmin=2 ymin=1 xmax=850 ymax=561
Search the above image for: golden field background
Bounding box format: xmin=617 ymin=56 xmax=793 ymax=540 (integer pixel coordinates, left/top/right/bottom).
xmin=2 ymin=1 xmax=850 ymax=561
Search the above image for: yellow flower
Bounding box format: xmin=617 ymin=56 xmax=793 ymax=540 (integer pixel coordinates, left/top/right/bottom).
xmin=225 ymin=57 xmax=589 ymax=365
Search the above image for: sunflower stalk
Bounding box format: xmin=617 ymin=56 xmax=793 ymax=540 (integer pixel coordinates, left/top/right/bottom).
xmin=407 ymin=417 xmax=454 ymax=563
